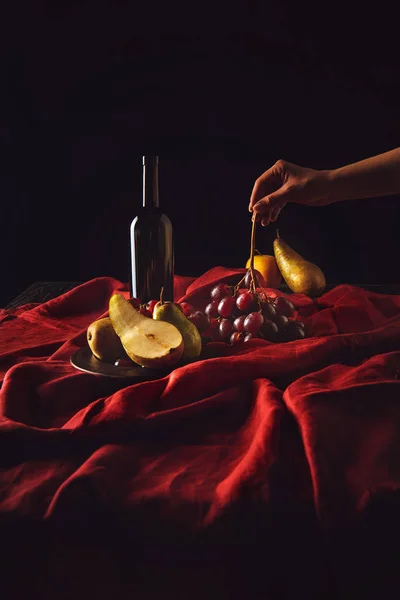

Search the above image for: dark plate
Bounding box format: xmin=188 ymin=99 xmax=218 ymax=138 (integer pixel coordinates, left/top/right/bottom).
xmin=70 ymin=346 xmax=172 ymax=380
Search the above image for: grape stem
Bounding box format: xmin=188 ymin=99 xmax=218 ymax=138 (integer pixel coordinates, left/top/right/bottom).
xmin=249 ymin=216 xmax=257 ymax=295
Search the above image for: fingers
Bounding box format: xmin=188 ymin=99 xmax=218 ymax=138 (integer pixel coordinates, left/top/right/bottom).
xmin=270 ymin=205 xmax=281 ymax=222
xmin=248 ymin=165 xmax=282 ymax=212
xmin=253 ymin=193 xmax=287 ymax=227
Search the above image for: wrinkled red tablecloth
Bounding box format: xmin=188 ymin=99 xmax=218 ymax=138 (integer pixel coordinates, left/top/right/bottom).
xmin=1 ymin=267 xmax=400 ymax=599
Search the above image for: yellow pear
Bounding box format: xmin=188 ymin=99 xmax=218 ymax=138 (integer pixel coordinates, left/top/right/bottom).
xmin=273 ymin=231 xmax=326 ymax=297
xmin=109 ymin=293 xmax=183 ymax=369
xmin=87 ymin=318 xmax=125 ymax=363
xmin=153 ymin=301 xmax=202 ymax=360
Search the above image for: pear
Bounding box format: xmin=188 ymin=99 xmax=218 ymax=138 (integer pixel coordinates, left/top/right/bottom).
xmin=273 ymin=231 xmax=326 ymax=297
xmin=87 ymin=318 xmax=125 ymax=363
xmin=109 ymin=293 xmax=183 ymax=369
xmin=153 ymin=300 xmax=202 ymax=360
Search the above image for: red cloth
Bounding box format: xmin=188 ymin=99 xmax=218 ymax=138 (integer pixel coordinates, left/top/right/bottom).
xmin=1 ymin=268 xmax=400 ymax=598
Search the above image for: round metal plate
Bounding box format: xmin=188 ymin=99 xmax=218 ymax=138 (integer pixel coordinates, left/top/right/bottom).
xmin=70 ymin=346 xmax=172 ymax=380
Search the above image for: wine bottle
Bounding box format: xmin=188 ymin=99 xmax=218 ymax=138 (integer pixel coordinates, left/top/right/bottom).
xmin=130 ymin=156 xmax=174 ymax=304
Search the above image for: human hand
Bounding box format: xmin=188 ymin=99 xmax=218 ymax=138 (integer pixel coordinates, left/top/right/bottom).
xmin=248 ymin=160 xmax=331 ymax=226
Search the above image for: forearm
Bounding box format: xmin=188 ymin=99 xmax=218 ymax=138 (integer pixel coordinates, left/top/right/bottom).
xmin=323 ymin=148 xmax=400 ymax=203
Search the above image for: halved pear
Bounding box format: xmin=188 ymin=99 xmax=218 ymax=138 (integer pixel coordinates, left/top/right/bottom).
xmin=109 ymin=293 xmax=184 ymax=369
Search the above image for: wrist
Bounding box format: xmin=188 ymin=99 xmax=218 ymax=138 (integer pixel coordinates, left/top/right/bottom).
xmin=314 ymin=169 xmax=337 ymax=205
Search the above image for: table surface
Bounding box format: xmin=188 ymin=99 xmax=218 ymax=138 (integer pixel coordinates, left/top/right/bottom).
xmin=5 ymin=281 xmax=400 ymax=310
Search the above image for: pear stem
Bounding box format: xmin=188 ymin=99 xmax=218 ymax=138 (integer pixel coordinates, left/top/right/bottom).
xmin=276 ymin=229 xmax=280 ymax=239
xmin=160 ymin=287 xmax=164 ymax=305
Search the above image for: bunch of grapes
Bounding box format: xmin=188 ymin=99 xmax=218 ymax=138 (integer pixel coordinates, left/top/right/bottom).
xmin=202 ymin=272 xmax=306 ymax=346
xmin=130 ymin=268 xmax=306 ymax=347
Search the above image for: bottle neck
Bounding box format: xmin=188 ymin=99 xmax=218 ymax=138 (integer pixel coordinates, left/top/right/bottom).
xmin=142 ymin=156 xmax=159 ymax=209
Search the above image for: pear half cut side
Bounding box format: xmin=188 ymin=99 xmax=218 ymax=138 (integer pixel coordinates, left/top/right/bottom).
xmin=109 ymin=293 xmax=184 ymax=369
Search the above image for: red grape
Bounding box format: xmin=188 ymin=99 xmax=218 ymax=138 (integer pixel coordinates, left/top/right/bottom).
xmin=244 ymin=333 xmax=255 ymax=342
xmin=244 ymin=269 xmax=266 ymax=289
xmin=188 ymin=311 xmax=209 ymax=333
xmin=203 ymin=318 xmax=220 ymax=342
xmin=139 ymin=307 xmax=152 ymax=318
xmin=205 ymin=301 xmax=219 ymax=319
xmin=274 ymin=297 xmax=295 ymax=317
xmin=232 ymin=305 xmax=243 ymax=318
xmin=275 ymin=314 xmax=289 ymax=329
xmin=293 ymin=326 xmax=306 ymax=339
xmin=180 ymin=301 xmax=195 ymax=317
xmin=146 ymin=299 xmax=158 ymax=314
xmin=261 ymin=319 xmax=279 ymax=341
xmin=262 ymin=301 xmax=277 ymax=321
xmin=236 ymin=291 xmax=256 ymax=313
xmin=209 ymin=319 xmax=221 ymax=341
xmin=218 ymin=295 xmax=236 ymax=318
xmin=219 ymin=318 xmax=234 ymax=341
xmin=233 ymin=315 xmax=247 ymax=332
xmin=129 ymin=297 xmax=141 ymax=310
xmin=244 ymin=312 xmax=264 ymax=335
xmin=230 ymin=332 xmax=244 ymax=346
xmin=210 ymin=283 xmax=232 ymax=301
xmin=284 ymin=321 xmax=306 ymax=341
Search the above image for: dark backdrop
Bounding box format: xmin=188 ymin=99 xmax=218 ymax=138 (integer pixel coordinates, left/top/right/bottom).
xmin=1 ymin=1 xmax=399 ymax=306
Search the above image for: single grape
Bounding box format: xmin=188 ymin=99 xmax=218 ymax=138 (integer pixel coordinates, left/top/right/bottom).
xmin=129 ymin=297 xmax=141 ymax=310
xmin=210 ymin=283 xmax=232 ymax=302
xmin=233 ymin=315 xmax=247 ymax=332
xmin=139 ymin=307 xmax=152 ymax=318
xmin=244 ymin=269 xmax=266 ymax=289
xmin=294 ymin=326 xmax=306 ymax=339
xmin=209 ymin=319 xmax=221 ymax=341
xmin=244 ymin=311 xmax=264 ymax=335
xmin=230 ymin=332 xmax=244 ymax=346
xmin=205 ymin=301 xmax=219 ymax=319
xmin=180 ymin=301 xmax=195 ymax=317
xmin=284 ymin=321 xmax=306 ymax=341
xmin=274 ymin=297 xmax=295 ymax=318
xmin=145 ymin=299 xmax=158 ymax=314
xmin=236 ymin=291 xmax=256 ymax=313
xmin=231 ymin=305 xmax=243 ymax=318
xmin=188 ymin=311 xmax=209 ymax=333
xmin=262 ymin=301 xmax=277 ymax=322
xmin=275 ymin=314 xmax=289 ymax=329
xmin=203 ymin=318 xmax=220 ymax=342
xmin=261 ymin=319 xmax=279 ymax=342
xmin=243 ymin=333 xmax=255 ymax=342
xmin=219 ymin=318 xmax=234 ymax=341
xmin=218 ymin=295 xmax=236 ymax=318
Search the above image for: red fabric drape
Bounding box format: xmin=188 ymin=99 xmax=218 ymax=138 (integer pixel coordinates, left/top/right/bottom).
xmin=1 ymin=268 xmax=400 ymax=599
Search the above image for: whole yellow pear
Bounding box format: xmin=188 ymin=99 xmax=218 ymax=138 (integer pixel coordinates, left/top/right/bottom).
xmin=87 ymin=318 xmax=126 ymax=363
xmin=273 ymin=231 xmax=326 ymax=297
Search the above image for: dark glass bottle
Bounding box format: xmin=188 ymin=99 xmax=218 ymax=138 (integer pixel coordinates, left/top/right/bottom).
xmin=130 ymin=156 xmax=174 ymax=303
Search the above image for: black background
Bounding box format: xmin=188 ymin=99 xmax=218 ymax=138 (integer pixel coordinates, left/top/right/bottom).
xmin=1 ymin=1 xmax=399 ymax=306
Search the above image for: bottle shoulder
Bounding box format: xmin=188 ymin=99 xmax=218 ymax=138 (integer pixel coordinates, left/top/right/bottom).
xmin=130 ymin=209 xmax=172 ymax=227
